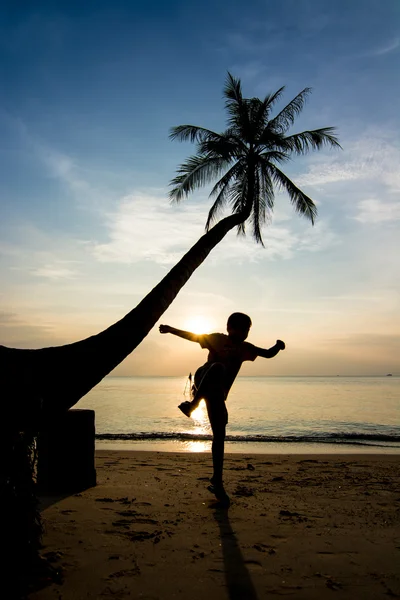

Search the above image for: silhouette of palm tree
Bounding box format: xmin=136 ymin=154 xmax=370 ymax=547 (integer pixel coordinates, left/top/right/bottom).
xmin=1 ymin=74 xmax=340 ymax=592
xmin=2 ymin=73 xmax=340 ymax=426
xmin=170 ymin=72 xmax=341 ymax=244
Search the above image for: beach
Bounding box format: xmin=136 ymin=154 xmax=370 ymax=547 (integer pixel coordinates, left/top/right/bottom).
xmin=31 ymin=451 xmax=400 ymax=599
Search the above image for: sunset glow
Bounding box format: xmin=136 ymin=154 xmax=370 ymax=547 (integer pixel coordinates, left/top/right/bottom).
xmin=1 ymin=2 xmax=399 ymax=377
xmin=184 ymin=316 xmax=214 ymax=335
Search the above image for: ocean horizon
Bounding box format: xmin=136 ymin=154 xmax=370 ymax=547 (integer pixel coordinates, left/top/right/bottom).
xmin=76 ymin=375 xmax=400 ymax=454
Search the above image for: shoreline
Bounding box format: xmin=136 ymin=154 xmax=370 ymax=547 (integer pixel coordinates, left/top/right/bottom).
xmin=32 ymin=451 xmax=400 ymax=599
xmin=95 ymin=439 xmax=400 ymax=454
xmin=96 ymin=449 xmax=400 ymax=459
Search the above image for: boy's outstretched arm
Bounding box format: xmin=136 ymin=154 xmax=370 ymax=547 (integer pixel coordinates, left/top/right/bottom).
xmin=159 ymin=324 xmax=200 ymax=343
xmin=254 ymin=339 xmax=285 ymax=359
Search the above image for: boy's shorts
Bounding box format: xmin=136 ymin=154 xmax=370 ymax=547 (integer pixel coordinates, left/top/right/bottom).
xmin=193 ymin=362 xmax=228 ymax=400
xmin=193 ymin=362 xmax=228 ymax=427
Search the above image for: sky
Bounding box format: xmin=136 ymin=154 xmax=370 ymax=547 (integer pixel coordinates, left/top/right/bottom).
xmin=1 ymin=0 xmax=399 ymax=377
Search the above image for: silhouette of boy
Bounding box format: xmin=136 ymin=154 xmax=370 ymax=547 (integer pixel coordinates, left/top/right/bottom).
xmin=159 ymin=313 xmax=285 ymax=505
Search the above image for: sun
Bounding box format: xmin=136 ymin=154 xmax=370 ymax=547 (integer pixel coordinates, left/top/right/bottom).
xmin=184 ymin=315 xmax=214 ymax=334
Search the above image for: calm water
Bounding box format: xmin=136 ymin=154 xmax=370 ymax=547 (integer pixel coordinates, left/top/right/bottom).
xmin=77 ymin=376 xmax=400 ymax=454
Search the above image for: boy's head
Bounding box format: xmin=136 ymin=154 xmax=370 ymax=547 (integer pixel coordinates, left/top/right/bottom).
xmin=226 ymin=312 xmax=252 ymax=342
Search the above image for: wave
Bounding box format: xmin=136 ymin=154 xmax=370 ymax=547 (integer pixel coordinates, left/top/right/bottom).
xmin=96 ymin=431 xmax=400 ymax=447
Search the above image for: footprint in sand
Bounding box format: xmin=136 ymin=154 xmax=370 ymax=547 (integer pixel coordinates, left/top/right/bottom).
xmin=253 ymin=543 xmax=276 ymax=555
xmin=107 ymin=567 xmax=140 ymax=579
xmin=244 ymin=559 xmax=263 ymax=571
xmin=233 ymin=485 xmax=254 ymax=497
xmin=117 ymin=510 xmax=139 ymax=517
xmin=126 ymin=530 xmax=163 ymax=542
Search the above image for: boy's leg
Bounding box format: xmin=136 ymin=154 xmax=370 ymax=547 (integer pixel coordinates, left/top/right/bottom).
xmin=179 ymin=363 xmax=224 ymax=417
xmin=209 ymin=414 xmax=226 ymax=486
xmin=206 ymin=396 xmax=229 ymax=504
xmin=178 ymin=367 xmax=205 ymax=417
xmin=193 ymin=363 xmax=225 ymax=404
xmin=203 ymin=363 xmax=228 ymax=486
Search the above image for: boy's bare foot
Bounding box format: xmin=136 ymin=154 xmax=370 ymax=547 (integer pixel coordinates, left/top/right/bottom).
xmin=178 ymin=401 xmax=192 ymax=418
xmin=207 ymin=481 xmax=230 ymax=506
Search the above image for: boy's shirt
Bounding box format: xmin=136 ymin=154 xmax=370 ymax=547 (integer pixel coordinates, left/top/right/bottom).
xmin=197 ymin=333 xmax=257 ymax=392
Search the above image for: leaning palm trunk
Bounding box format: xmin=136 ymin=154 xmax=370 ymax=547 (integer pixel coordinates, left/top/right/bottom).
xmin=1 ymin=72 xmax=340 ymax=594
xmin=2 ymin=209 xmax=248 ymax=429
xmin=1 ymin=209 xmax=247 ymax=595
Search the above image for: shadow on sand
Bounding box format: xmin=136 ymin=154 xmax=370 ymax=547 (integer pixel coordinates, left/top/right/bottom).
xmin=38 ymin=492 xmax=74 ymax=511
xmin=212 ymin=503 xmax=259 ymax=600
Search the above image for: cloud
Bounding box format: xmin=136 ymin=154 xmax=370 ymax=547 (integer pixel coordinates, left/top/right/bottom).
xmin=347 ymin=37 xmax=400 ymax=60
xmin=0 ymin=113 xmax=112 ymax=214
xmin=0 ymin=223 xmax=87 ymax=280
xmin=90 ymin=192 xmax=340 ymax=267
xmin=327 ymin=332 xmax=400 ymax=350
xmin=91 ymin=193 xmax=207 ymax=265
xmin=31 ymin=141 xmax=112 ymax=213
xmin=31 ymin=263 xmax=79 ymax=280
xmin=0 ymin=310 xmax=58 ymax=348
xmin=353 ymin=199 xmax=400 ymax=224
xmin=318 ymin=294 xmax=387 ymax=303
xmin=296 ymin=163 xmax=360 ymax=186
xmin=367 ymin=37 xmax=400 ymax=57
xmin=296 ymin=133 xmax=400 ymax=193
xmin=210 ymin=217 xmax=340 ymax=264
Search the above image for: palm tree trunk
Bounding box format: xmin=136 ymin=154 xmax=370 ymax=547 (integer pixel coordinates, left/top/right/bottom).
xmin=2 ymin=209 xmax=249 ymax=427
xmin=1 ymin=209 xmax=248 ymax=592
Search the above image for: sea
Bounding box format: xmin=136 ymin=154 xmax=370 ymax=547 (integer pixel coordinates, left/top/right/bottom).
xmin=76 ymin=376 xmax=400 ymax=454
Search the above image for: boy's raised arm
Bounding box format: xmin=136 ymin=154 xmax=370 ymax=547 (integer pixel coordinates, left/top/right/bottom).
xmin=254 ymin=339 xmax=285 ymax=359
xmin=159 ymin=324 xmax=200 ymax=343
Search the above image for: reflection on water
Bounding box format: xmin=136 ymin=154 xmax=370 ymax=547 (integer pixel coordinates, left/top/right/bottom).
xmin=185 ymin=402 xmax=211 ymax=451
xmin=183 ymin=440 xmax=212 ymax=453
xmin=191 ymin=402 xmax=208 ymax=425
xmin=81 ymin=376 xmax=400 ymax=454
xmin=182 ymin=401 xmax=211 ymax=452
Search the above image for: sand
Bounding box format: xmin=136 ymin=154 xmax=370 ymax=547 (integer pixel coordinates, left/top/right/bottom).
xmin=30 ymin=451 xmax=400 ymax=599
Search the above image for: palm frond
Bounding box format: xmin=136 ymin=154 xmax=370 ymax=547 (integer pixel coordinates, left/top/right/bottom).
xmin=258 ymin=162 xmax=276 ymax=212
xmin=224 ymin=72 xmax=251 ymax=141
xmin=260 ymin=150 xmax=290 ymax=164
xmin=169 ymin=154 xmax=231 ymax=202
xmin=252 ymin=163 xmax=277 ymax=245
xmin=223 ymin=128 xmax=250 ymax=153
xmin=268 ymin=88 xmax=312 ymax=134
xmin=205 ymin=196 xmax=228 ymax=232
xmin=280 ymin=127 xmax=342 ymax=154
xmin=229 ymin=174 xmax=251 ymax=237
xmin=263 ymin=87 xmax=286 ymax=112
xmin=247 ymin=98 xmax=265 ymax=140
xmin=199 ymin=136 xmax=242 ymax=159
xmin=252 ymin=87 xmax=285 ymax=135
xmin=256 ymin=126 xmax=286 ymax=149
xmin=267 ymin=163 xmax=317 ymax=224
xmin=169 ymin=74 xmax=341 ymax=241
xmin=206 ymin=161 xmax=245 ymax=230
xmin=169 ymin=125 xmax=224 ymax=144
xmin=249 ymin=171 xmax=265 ymax=245
xmin=223 ymin=72 xmax=244 ymax=104
xmin=208 ymin=160 xmax=245 ymax=198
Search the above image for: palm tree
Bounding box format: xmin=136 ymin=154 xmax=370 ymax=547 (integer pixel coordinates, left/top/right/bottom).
xmin=170 ymin=73 xmax=340 ymax=243
xmin=1 ymin=73 xmax=339 ymax=591
xmin=2 ymin=73 xmax=340 ymax=428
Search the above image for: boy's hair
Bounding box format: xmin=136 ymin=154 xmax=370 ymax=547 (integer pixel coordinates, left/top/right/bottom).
xmin=227 ymin=312 xmax=252 ymax=330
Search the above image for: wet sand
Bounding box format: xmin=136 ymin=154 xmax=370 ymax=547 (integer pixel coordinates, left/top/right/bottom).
xmin=31 ymin=451 xmax=400 ymax=599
